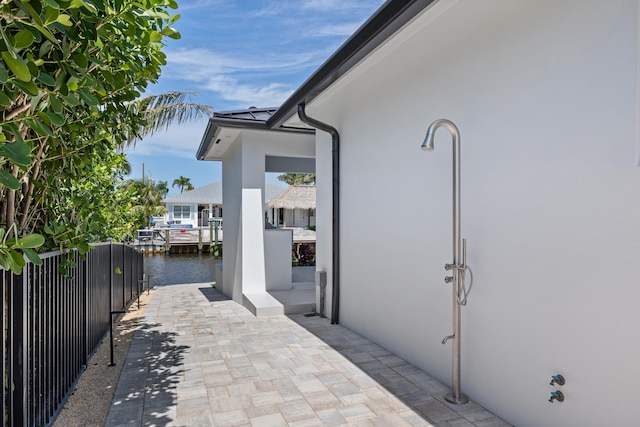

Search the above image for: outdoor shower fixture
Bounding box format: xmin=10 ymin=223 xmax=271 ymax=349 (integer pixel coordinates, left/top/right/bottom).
xmin=421 ymin=119 xmax=473 ymax=405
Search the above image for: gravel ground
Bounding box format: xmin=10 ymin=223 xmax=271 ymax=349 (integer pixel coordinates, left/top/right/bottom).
xmin=53 ymin=290 xmax=154 ymax=427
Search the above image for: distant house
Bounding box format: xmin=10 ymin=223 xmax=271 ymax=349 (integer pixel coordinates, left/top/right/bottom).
xmin=160 ymin=181 xmax=284 ymax=228
xmin=266 ymin=185 xmax=315 ymax=228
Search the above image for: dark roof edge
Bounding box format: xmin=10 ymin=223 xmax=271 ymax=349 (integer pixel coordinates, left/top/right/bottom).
xmin=197 ymin=120 xmax=217 ymax=160
xmin=267 ymin=0 xmax=437 ymax=129
xmin=196 ymin=117 xmax=314 ymax=160
xmin=208 ymin=117 xmax=314 ymax=131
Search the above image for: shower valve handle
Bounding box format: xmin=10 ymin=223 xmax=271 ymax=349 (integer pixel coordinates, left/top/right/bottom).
xmin=444 ymin=276 xmax=454 ymax=283
xmin=445 ymin=263 xmax=455 ymax=271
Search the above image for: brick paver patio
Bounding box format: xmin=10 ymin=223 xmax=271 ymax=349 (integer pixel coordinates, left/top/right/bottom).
xmin=105 ymin=283 xmax=511 ymax=426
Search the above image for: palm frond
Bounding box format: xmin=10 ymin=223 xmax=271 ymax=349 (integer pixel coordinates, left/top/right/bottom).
xmin=123 ymin=91 xmax=214 ymax=148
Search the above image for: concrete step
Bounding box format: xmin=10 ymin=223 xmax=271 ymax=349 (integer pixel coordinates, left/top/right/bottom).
xmin=243 ymin=288 xmax=315 ymax=317
xmin=269 ymin=287 xmax=315 ymax=315
xmin=242 ymin=292 xmax=284 ymax=316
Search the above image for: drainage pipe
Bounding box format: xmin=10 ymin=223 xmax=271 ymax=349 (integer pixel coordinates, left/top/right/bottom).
xmin=297 ymin=103 xmax=340 ymax=324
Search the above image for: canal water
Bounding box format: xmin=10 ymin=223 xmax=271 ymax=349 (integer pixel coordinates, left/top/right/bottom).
xmin=143 ymin=254 xmax=220 ymax=287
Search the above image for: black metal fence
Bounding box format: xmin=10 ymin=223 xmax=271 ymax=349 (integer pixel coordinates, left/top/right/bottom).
xmin=1 ymin=242 xmax=144 ymax=426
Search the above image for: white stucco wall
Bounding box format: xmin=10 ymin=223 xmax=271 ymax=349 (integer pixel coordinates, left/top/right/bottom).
xmin=220 ymin=130 xmax=315 ymax=301
xmin=222 ymin=135 xmax=243 ymax=301
xmin=265 ymin=229 xmax=293 ymax=291
xmin=314 ymin=131 xmax=333 ymax=317
xmin=311 ymin=1 xmax=640 ymax=425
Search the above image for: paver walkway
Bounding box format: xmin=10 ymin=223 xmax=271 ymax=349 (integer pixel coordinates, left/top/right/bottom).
xmin=105 ymin=283 xmax=511 ymax=426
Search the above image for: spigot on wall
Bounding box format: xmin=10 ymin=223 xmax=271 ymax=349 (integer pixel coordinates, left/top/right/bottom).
xmin=549 ymin=374 xmax=565 ymax=386
xmin=549 ymin=391 xmax=564 ymax=403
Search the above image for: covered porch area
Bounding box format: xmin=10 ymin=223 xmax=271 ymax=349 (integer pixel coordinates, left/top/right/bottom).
xmin=196 ymin=107 xmax=319 ymax=317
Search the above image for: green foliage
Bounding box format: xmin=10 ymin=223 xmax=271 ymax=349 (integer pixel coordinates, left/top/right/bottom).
xmin=0 ymin=0 xmax=181 ymax=265
xmin=121 ymin=177 xmax=167 ymax=229
xmin=277 ymin=173 xmax=316 ymax=185
xmin=0 ymin=223 xmax=44 ymax=274
xmin=210 ymin=242 xmax=222 ymax=258
xmin=172 ymin=175 xmax=192 ymax=193
xmin=155 ymin=180 xmax=169 ymax=199
xmin=124 ymin=92 xmax=212 ymax=146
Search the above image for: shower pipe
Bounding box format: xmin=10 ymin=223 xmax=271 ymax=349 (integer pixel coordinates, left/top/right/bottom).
xmin=421 ymin=118 xmax=469 ymax=405
xmin=297 ymin=103 xmax=341 ymax=325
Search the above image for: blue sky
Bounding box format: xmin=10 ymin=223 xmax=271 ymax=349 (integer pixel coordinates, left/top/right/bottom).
xmin=125 ymin=0 xmax=385 ymax=196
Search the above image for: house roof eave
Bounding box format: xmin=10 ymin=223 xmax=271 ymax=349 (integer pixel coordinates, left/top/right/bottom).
xmin=197 ymin=115 xmax=314 ymax=161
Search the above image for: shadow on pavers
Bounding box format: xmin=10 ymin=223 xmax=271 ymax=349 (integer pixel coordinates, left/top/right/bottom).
xmin=198 ymin=285 xmax=229 ymax=302
xmin=105 ymin=320 xmax=189 ymax=426
xmin=288 ymin=313 xmax=511 ymax=426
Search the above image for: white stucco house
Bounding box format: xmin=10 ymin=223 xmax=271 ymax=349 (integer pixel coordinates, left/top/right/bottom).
xmin=159 ymin=181 xmax=223 ymax=228
xmin=160 ymin=180 xmax=285 ymax=228
xmin=196 ymin=1 xmax=640 ymax=426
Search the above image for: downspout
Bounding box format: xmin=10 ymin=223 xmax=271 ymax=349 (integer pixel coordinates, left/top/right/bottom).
xmin=297 ymin=103 xmax=340 ymax=324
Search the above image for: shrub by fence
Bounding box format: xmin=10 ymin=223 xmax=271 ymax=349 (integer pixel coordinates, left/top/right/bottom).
xmin=1 ymin=242 xmax=144 ymax=426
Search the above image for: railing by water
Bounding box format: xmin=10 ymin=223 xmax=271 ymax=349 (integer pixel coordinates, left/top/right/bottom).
xmin=1 ymin=242 xmax=144 ymax=426
xmin=134 ymin=224 xmax=223 ymax=255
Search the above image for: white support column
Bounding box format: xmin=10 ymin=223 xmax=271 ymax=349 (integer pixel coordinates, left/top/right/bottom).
xmin=241 ymin=189 xmax=266 ymax=294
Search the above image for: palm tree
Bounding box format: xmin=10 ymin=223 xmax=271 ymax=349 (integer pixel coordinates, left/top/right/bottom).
xmin=117 ymin=91 xmax=210 ymax=227
xmin=155 ymin=181 xmax=169 ymax=199
xmin=121 ymin=91 xmax=214 ymax=148
xmin=121 ymin=177 xmax=167 ymax=228
xmin=172 ymin=176 xmax=193 ymax=193
xmin=277 ymin=173 xmax=316 ymax=185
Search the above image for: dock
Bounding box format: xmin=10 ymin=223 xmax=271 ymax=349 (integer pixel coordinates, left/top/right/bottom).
xmin=133 ymin=227 xmax=223 ymax=254
xmin=133 ymin=226 xmax=316 ymax=255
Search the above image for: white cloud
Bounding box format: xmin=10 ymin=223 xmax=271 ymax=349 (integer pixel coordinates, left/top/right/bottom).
xmin=127 ymin=123 xmax=208 ymax=158
xmin=175 ymin=0 xmax=226 ymax=11
xmin=159 ymin=47 xmax=308 ymax=107
xmin=301 ymin=0 xmax=372 ymax=12
xmin=208 ymin=79 xmax=292 ymax=107
xmin=317 ymin=22 xmax=363 ymax=37
xmin=164 ymin=48 xmax=314 ymax=76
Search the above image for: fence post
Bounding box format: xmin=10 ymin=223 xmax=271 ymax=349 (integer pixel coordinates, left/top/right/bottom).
xmin=121 ymin=245 xmax=125 ymax=310
xmin=9 ymin=270 xmax=28 ymax=426
xmin=2 ymin=270 xmax=6 ymax=427
xmin=84 ymin=249 xmax=89 ymax=357
xmin=109 ymin=239 xmax=114 ymax=318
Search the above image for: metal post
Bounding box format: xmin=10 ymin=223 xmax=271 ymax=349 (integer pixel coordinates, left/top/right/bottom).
xmin=108 ymin=310 xmax=126 ymax=366
xmin=449 ymin=125 xmax=467 ymax=404
xmin=316 ymin=270 xmax=327 ymax=317
xmin=422 ymin=119 xmax=469 ymax=405
xmin=10 ymin=270 xmax=28 ymax=425
xmin=209 ymin=220 xmax=214 ymax=254
xmin=214 ymin=221 xmax=219 ymax=258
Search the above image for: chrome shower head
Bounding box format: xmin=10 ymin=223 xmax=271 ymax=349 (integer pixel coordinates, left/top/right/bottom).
xmin=420 ymin=119 xmax=459 ymax=151
xmin=421 ymin=129 xmax=436 ymax=151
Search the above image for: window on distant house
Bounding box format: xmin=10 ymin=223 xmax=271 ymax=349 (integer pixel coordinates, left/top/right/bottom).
xmin=173 ymin=205 xmax=191 ymax=219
